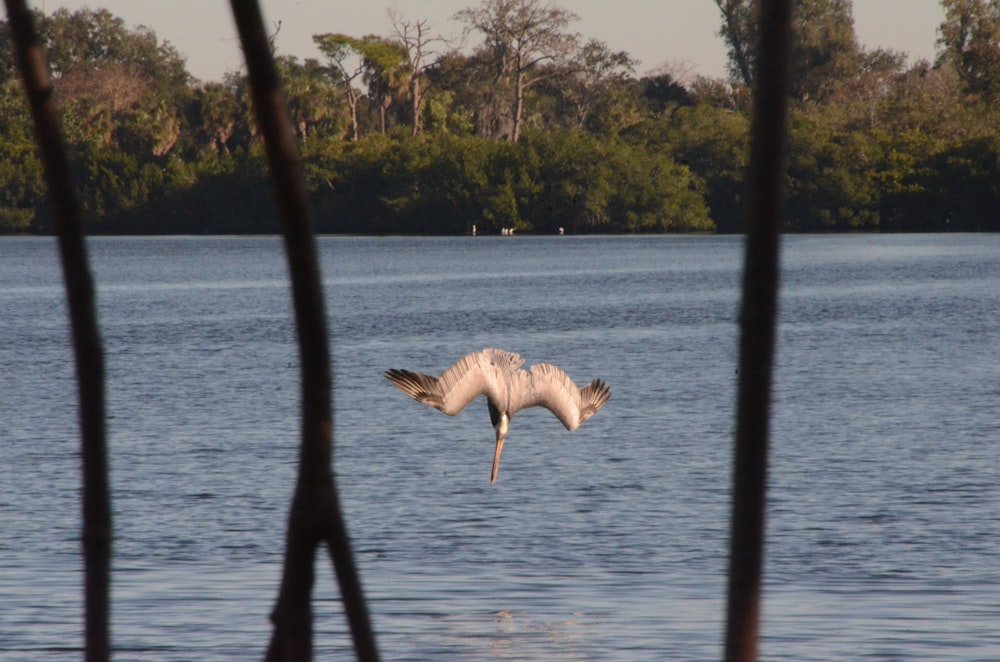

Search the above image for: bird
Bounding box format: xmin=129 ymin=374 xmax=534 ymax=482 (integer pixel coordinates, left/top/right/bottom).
xmin=385 ymin=348 xmax=610 ymax=484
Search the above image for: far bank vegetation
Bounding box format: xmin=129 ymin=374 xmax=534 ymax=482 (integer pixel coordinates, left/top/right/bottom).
xmin=2 ymin=0 xmax=999 ymax=234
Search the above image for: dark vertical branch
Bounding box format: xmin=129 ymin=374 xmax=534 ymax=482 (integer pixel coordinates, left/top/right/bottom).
xmin=225 ymin=1 xmax=379 ymax=660
xmin=724 ymin=0 xmax=792 ymax=661
xmin=4 ymin=2 xmax=111 ymax=660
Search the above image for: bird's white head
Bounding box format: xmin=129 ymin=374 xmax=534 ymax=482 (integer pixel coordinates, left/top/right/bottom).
xmin=490 ymin=413 xmax=509 ymax=484
xmin=496 ymin=413 xmax=509 ymax=440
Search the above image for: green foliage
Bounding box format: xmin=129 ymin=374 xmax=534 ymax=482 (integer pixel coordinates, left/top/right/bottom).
xmin=523 ymin=130 xmax=713 ymax=232
xmin=886 ymin=134 xmax=1000 ymax=231
xmin=649 ymin=104 xmax=751 ymax=232
xmin=785 ymin=111 xmax=882 ymax=231
xmin=3 ymin=2 xmax=1000 ymax=234
xmin=716 ymin=0 xmax=864 ymax=101
xmin=308 ymin=134 xmax=530 ymax=234
xmin=302 ymin=130 xmax=710 ymax=234
xmin=0 ymin=81 xmax=44 ymax=231
xmin=937 ymin=0 xmax=1000 ymax=101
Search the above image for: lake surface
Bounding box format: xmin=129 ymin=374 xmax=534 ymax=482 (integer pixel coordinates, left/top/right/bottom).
xmin=1 ymin=234 xmax=998 ymax=660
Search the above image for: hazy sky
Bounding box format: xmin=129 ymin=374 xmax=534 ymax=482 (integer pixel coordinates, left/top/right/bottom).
xmin=35 ymin=1 xmax=946 ymax=82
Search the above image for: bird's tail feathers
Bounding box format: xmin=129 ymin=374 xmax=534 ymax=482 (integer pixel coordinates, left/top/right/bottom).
xmin=481 ymin=348 xmax=525 ymax=370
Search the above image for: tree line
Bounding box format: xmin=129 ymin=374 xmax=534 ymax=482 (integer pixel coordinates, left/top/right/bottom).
xmin=2 ymin=0 xmax=1000 ymax=234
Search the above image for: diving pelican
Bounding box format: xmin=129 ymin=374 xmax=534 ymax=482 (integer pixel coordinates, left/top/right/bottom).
xmin=385 ymin=348 xmax=611 ymax=483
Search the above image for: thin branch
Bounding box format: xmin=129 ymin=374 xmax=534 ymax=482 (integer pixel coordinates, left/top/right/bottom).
xmin=724 ymin=0 xmax=792 ymax=661
xmin=3 ymin=1 xmax=112 ymax=660
xmin=225 ymin=1 xmax=379 ymax=660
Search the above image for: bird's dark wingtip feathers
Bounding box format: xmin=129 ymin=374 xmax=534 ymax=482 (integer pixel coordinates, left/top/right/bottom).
xmin=591 ymin=378 xmax=611 ymax=404
xmin=385 ymin=368 xmax=446 ymax=410
xmin=385 ymin=368 xmax=422 ymax=398
xmin=575 ymin=377 xmax=611 ymax=425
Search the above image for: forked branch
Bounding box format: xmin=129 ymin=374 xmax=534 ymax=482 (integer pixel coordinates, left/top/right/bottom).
xmin=226 ymin=1 xmax=378 ymax=659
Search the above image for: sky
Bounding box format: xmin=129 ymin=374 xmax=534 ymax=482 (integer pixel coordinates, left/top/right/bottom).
xmin=33 ymin=1 xmax=947 ymax=83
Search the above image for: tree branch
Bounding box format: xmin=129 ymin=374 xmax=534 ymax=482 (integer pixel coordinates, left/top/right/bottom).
xmin=226 ymin=1 xmax=379 ymax=659
xmin=3 ymin=1 xmax=112 ymax=660
xmin=724 ymin=0 xmax=792 ymax=660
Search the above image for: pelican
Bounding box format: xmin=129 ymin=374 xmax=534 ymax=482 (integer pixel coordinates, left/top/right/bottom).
xmin=385 ymin=348 xmax=611 ymax=483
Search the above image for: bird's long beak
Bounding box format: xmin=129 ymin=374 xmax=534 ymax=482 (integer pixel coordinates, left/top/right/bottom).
xmin=490 ymin=414 xmax=509 ymax=484
xmin=490 ymin=435 xmax=504 ymax=484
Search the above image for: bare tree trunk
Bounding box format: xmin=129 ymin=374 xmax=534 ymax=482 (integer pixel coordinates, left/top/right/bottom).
xmin=410 ymin=77 xmax=421 ymax=136
xmin=512 ymin=68 xmax=525 ymax=143
xmin=391 ymin=14 xmax=438 ymax=137
xmin=348 ymin=91 xmax=360 ymax=141
xmin=227 ymin=1 xmax=379 ymax=660
xmin=4 ymin=2 xmax=112 ymax=660
xmin=723 ymin=1 xmax=792 ymax=661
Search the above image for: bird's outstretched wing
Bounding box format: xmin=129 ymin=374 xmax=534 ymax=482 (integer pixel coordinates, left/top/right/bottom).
xmin=385 ymin=350 xmax=503 ymax=416
xmin=516 ymin=363 xmax=611 ymax=430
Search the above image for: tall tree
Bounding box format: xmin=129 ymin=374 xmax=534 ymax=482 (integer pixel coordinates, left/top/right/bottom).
xmin=360 ymin=38 xmax=408 ymax=135
xmin=455 ymin=0 xmax=578 ymax=142
xmin=314 ymin=33 xmax=406 ymax=139
xmin=937 ymin=0 xmax=1000 ymax=100
xmin=41 ymin=8 xmax=188 ymax=87
xmin=390 ymin=11 xmax=447 ymax=136
xmin=715 ymin=0 xmax=863 ymax=101
xmin=715 ymin=0 xmax=758 ymax=88
xmin=556 ymin=39 xmax=636 ymax=130
xmin=787 ymin=0 xmax=860 ymax=101
xmin=420 ymin=51 xmax=486 ymax=134
xmin=277 ymin=56 xmax=341 ymax=144
xmin=38 ymin=8 xmax=191 ymax=154
xmin=195 ymin=81 xmax=240 ymax=154
xmin=313 ymin=33 xmax=367 ymax=140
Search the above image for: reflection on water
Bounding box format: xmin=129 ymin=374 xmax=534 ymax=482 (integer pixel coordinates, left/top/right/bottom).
xmin=1 ymin=234 xmax=998 ymax=659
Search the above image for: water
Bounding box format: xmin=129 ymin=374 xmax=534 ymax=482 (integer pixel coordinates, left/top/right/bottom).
xmin=1 ymin=234 xmax=997 ymax=660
